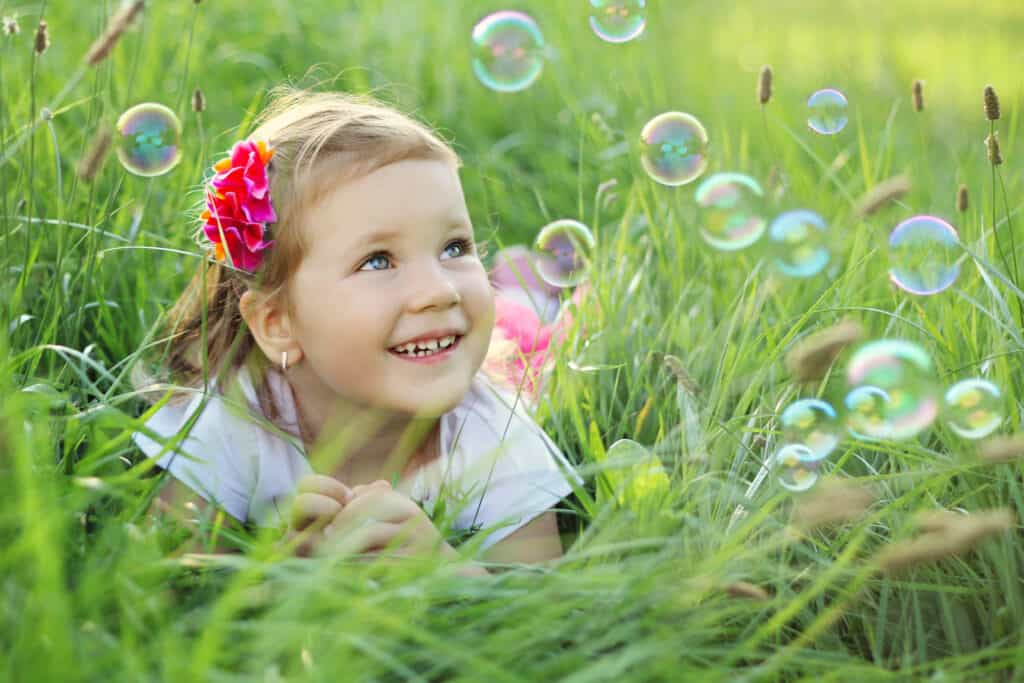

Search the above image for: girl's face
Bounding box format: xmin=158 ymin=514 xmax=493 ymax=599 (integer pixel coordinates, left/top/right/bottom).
xmin=285 ymin=158 xmax=495 ymax=418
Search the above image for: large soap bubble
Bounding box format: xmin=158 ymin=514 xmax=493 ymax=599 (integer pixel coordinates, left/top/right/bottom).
xmin=115 ymin=102 xmax=182 ymax=177
xmin=774 ymin=443 xmax=825 ymax=492
xmin=846 ymin=339 xmax=939 ymax=440
xmin=471 ymin=11 xmax=545 ymax=93
xmin=589 ymin=0 xmax=647 ymax=43
xmin=693 ymin=173 xmax=767 ymax=251
xmin=639 ymin=112 xmax=709 ymax=186
xmin=533 ymin=219 xmax=596 ymax=288
xmin=807 ymin=89 xmax=849 ymax=135
xmin=780 ymin=398 xmax=842 ymax=458
xmin=944 ymin=378 xmax=1003 ymax=440
xmin=888 ymin=215 xmax=961 ymax=295
xmin=767 ymin=210 xmax=830 ymax=277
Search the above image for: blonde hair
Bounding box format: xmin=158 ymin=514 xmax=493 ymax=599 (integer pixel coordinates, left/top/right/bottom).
xmin=135 ymin=86 xmax=461 ymax=431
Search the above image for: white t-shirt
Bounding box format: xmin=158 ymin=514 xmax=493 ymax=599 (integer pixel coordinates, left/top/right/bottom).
xmin=132 ymin=367 xmax=582 ymax=550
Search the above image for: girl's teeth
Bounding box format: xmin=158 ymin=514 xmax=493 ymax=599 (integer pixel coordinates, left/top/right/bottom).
xmin=393 ymin=335 xmax=459 ymax=356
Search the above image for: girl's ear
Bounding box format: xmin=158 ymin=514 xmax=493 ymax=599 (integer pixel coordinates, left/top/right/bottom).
xmin=239 ymin=289 xmax=304 ymax=367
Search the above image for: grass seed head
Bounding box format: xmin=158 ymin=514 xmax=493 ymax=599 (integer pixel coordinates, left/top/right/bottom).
xmin=725 ymin=581 xmax=769 ymax=600
xmin=912 ymin=79 xmax=925 ymax=112
xmin=785 ymin=318 xmax=865 ymax=381
xmin=984 ymin=84 xmax=1001 ymax=121
xmin=76 ymin=127 xmax=113 ymax=182
xmin=986 ymin=133 xmax=1003 ymax=165
xmin=854 ymin=174 xmax=911 ymax=216
xmin=663 ymin=354 xmax=700 ymax=395
xmin=877 ymin=508 xmax=1014 ymax=574
xmin=956 ymin=184 xmax=969 ymax=213
xmin=978 ymin=433 xmax=1024 ymax=464
xmin=2 ymin=14 xmax=19 ymax=35
xmin=758 ymin=65 xmax=773 ymax=105
xmin=791 ymin=479 xmax=875 ymax=531
xmin=192 ymin=87 xmax=206 ymax=113
xmin=34 ymin=19 xmax=49 ymax=55
xmin=85 ymin=0 xmax=144 ymax=66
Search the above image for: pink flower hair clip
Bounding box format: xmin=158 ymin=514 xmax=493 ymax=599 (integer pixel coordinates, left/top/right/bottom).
xmin=201 ymin=139 xmax=277 ymax=273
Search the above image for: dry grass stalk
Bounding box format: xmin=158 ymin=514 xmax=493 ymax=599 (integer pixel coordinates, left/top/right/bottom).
xmin=791 ymin=479 xmax=875 ymax=531
xmin=2 ymin=14 xmax=18 ymax=35
xmin=77 ymin=127 xmax=113 ymax=181
xmin=912 ymin=509 xmax=961 ymax=534
xmin=984 ymin=85 xmax=1001 ymax=121
xmin=758 ymin=65 xmax=773 ymax=105
xmin=986 ymin=133 xmax=1003 ymax=166
xmin=663 ymin=354 xmax=700 ymax=396
xmin=34 ymin=19 xmax=49 ymax=54
xmin=978 ymin=433 xmax=1024 ymax=464
xmin=725 ymin=581 xmax=769 ymax=600
xmin=912 ymin=80 xmax=924 ymax=112
xmin=785 ymin=319 xmax=865 ymax=381
xmin=956 ymin=184 xmax=969 ymax=213
xmin=876 ymin=508 xmax=1015 ymax=575
xmin=192 ymin=87 xmax=206 ymax=113
xmin=85 ymin=0 xmax=144 ymax=66
xmin=854 ymin=175 xmax=911 ymax=217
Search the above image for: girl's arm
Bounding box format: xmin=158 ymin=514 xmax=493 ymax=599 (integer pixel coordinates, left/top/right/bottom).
xmin=479 ymin=511 xmax=564 ymax=565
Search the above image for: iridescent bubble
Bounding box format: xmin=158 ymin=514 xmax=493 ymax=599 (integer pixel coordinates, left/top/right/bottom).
xmin=807 ymin=89 xmax=849 ymax=135
xmin=693 ymin=173 xmax=767 ymax=251
xmin=115 ymin=102 xmax=182 ymax=177
xmin=944 ymin=378 xmax=1004 ymax=440
xmin=774 ymin=443 xmax=823 ymax=492
xmin=780 ymin=399 xmax=841 ymax=458
xmin=589 ymin=0 xmax=646 ymax=43
xmin=888 ymin=215 xmax=961 ymax=295
xmin=844 ymin=385 xmax=892 ymax=441
xmin=534 ymin=219 xmax=596 ymax=288
xmin=639 ymin=112 xmax=709 ymax=186
xmin=846 ymin=340 xmax=939 ymax=440
xmin=471 ymin=11 xmax=545 ymax=93
xmin=767 ymin=210 xmax=830 ymax=277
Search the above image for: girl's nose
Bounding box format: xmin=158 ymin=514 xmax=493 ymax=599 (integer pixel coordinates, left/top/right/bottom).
xmin=407 ymin=261 xmax=461 ymax=311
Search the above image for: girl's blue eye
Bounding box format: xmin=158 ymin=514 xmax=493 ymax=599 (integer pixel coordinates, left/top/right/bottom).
xmin=442 ymin=238 xmax=473 ymax=259
xmin=360 ymin=253 xmax=391 ymax=271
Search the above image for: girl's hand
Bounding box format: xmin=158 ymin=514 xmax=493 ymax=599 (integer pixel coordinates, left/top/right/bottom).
xmin=283 ymin=474 xmax=355 ymax=557
xmin=318 ymin=482 xmax=457 ymax=561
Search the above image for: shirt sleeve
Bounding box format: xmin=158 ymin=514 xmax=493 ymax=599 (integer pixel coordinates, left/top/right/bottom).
xmin=455 ymin=386 xmax=583 ymax=551
xmin=132 ymin=392 xmax=258 ymax=523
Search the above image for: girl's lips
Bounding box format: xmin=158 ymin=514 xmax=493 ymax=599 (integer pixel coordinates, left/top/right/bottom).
xmin=388 ymin=335 xmax=462 ymax=365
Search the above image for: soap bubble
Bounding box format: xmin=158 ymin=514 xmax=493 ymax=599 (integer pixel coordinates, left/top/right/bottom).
xmin=944 ymin=378 xmax=1003 ymax=440
xmin=115 ymin=103 xmax=182 ymax=177
xmin=767 ymin=210 xmax=830 ymax=277
xmin=471 ymin=11 xmax=545 ymax=93
xmin=639 ymin=112 xmax=709 ymax=186
xmin=807 ymin=89 xmax=849 ymax=135
xmin=774 ymin=443 xmax=824 ymax=492
xmin=589 ymin=0 xmax=646 ymax=43
xmin=844 ymin=385 xmax=892 ymax=441
xmin=846 ymin=340 xmax=939 ymax=440
xmin=534 ymin=219 xmax=596 ymax=287
xmin=693 ymin=173 xmax=767 ymax=251
xmin=780 ymin=399 xmax=841 ymax=458
xmin=888 ymin=215 xmax=961 ymax=295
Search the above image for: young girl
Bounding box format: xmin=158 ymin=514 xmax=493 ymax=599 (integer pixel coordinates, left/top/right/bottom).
xmin=132 ymin=87 xmax=583 ymax=569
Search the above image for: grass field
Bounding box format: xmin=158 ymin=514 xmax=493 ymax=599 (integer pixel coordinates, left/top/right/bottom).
xmin=2 ymin=0 xmax=1024 ymax=680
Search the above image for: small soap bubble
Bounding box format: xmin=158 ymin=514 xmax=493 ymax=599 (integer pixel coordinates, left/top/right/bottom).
xmin=589 ymin=0 xmax=646 ymax=43
xmin=888 ymin=215 xmax=961 ymax=295
xmin=846 ymin=339 xmax=939 ymax=440
xmin=767 ymin=210 xmax=830 ymax=277
xmin=639 ymin=112 xmax=709 ymax=186
xmin=471 ymin=11 xmax=545 ymax=93
xmin=115 ymin=102 xmax=181 ymax=177
xmin=844 ymin=385 xmax=891 ymax=441
xmin=774 ymin=444 xmax=823 ymax=492
xmin=807 ymin=89 xmax=849 ymax=135
xmin=780 ymin=399 xmax=841 ymax=458
xmin=693 ymin=173 xmax=767 ymax=251
xmin=944 ymin=378 xmax=1003 ymax=440
xmin=534 ymin=219 xmax=596 ymax=288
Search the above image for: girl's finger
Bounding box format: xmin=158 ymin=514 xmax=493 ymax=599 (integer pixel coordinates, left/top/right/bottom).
xmin=320 ymin=520 xmax=405 ymax=557
xmin=325 ymin=489 xmax=414 ymax=534
xmin=290 ymin=492 xmax=344 ymax=531
xmin=296 ymin=474 xmax=354 ymax=506
xmin=351 ymin=480 xmax=392 ymax=497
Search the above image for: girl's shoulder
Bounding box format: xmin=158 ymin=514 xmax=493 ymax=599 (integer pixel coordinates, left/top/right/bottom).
xmin=131 ymin=365 xmax=310 ymax=525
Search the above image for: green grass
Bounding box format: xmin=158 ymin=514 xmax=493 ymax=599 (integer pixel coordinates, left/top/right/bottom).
xmin=2 ymin=0 xmax=1024 ymax=680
